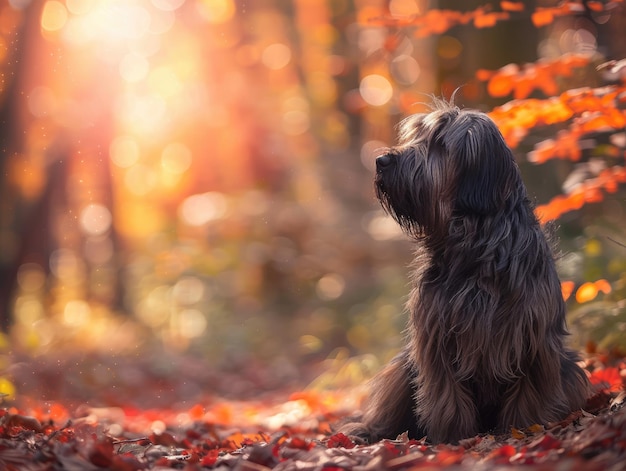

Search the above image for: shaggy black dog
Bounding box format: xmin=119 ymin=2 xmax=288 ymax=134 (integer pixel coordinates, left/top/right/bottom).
xmin=342 ymin=99 xmax=591 ymax=444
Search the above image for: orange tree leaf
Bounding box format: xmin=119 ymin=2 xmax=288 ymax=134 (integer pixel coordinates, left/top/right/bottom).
xmin=474 ymin=11 xmax=509 ymax=28
xmin=535 ymin=166 xmax=626 ymax=222
xmin=586 ymin=1 xmax=605 ymax=12
xmin=595 ymin=279 xmax=612 ymax=294
xmin=561 ymin=281 xmax=575 ymax=301
xmin=576 ymin=282 xmax=599 ymax=303
xmin=500 ymin=1 xmax=525 ymax=11
xmin=531 ymin=8 xmax=554 ymax=27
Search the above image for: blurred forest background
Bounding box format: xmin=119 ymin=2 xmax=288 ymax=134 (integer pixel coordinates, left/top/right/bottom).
xmin=0 ymin=0 xmax=625 ymax=405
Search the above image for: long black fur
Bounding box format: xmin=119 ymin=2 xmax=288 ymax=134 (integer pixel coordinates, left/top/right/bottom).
xmin=341 ymin=99 xmax=591 ymax=444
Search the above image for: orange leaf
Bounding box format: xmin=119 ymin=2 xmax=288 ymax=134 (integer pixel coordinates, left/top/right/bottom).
xmin=595 ymin=279 xmax=612 ymax=294
xmin=586 ymin=1 xmax=605 ymax=12
xmin=561 ymin=281 xmax=575 ymax=301
xmin=488 ymin=75 xmax=515 ymax=97
xmin=476 ymin=69 xmax=494 ymax=81
xmin=576 ymin=282 xmax=598 ymax=303
xmin=513 ymin=76 xmax=536 ymax=100
xmin=486 ymin=64 xmax=519 ymax=97
xmin=500 ymin=1 xmax=525 ymax=11
xmin=189 ymin=403 xmax=205 ymax=420
xmin=589 ymin=367 xmax=623 ymax=392
xmin=474 ymin=11 xmax=509 ymax=28
xmin=531 ymin=9 xmax=554 ymax=27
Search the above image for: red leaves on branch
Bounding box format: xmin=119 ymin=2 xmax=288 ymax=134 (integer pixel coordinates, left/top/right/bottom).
xmin=487 ymin=83 xmax=626 ymax=222
xmin=477 ymin=54 xmax=591 ymax=99
xmin=535 ymin=166 xmax=626 ymax=222
xmin=366 ymin=1 xmax=623 ymax=37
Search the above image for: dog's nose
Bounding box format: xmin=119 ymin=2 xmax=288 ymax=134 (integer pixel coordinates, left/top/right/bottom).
xmin=376 ymin=154 xmax=393 ymax=170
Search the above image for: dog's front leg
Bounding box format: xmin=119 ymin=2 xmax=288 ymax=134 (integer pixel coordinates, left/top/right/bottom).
xmin=415 ymin=372 xmax=479 ymax=444
xmin=340 ymin=348 xmax=422 ymax=442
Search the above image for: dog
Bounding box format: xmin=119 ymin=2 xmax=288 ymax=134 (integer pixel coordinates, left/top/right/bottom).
xmin=341 ymin=98 xmax=591 ymax=444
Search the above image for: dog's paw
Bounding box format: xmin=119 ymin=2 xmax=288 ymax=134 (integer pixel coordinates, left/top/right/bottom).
xmin=336 ymin=421 xmax=374 ymax=445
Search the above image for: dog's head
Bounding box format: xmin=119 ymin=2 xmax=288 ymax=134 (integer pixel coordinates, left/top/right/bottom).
xmin=375 ymin=99 xmax=526 ymax=238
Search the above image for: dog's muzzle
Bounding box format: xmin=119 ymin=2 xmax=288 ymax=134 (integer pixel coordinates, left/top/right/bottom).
xmin=376 ymin=154 xmax=394 ymax=172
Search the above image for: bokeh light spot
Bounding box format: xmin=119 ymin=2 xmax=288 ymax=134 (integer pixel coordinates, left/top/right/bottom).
xmin=125 ymin=165 xmax=158 ymax=196
xmin=390 ymin=55 xmax=421 ymax=85
xmin=79 ymin=204 xmax=113 ymax=236
xmin=151 ymin=0 xmax=185 ymax=11
xmin=173 ymin=277 xmax=205 ymax=305
xmin=179 ymin=192 xmax=228 ymax=226
xmin=63 ymin=300 xmax=91 ymax=327
xmin=110 ymin=135 xmax=140 ymax=168
xmin=360 ymin=140 xmax=387 ymax=171
xmin=359 ymin=74 xmax=393 ymax=106
xmin=389 ymin=0 xmax=420 ymax=16
xmin=50 ymin=249 xmax=81 ymax=279
xmin=316 ymin=273 xmax=345 ymax=301
xmin=197 ymin=0 xmax=236 ymax=24
xmin=119 ymin=53 xmax=150 ymax=83
xmin=262 ymin=43 xmax=292 ymax=70
xmin=148 ymin=66 xmax=183 ymax=98
xmin=66 ymin=0 xmax=95 ymax=15
xmin=41 ymin=1 xmax=68 ymax=33
xmin=161 ymin=142 xmax=192 ymax=174
xmin=15 ymin=298 xmax=44 ymax=325
xmin=177 ymin=309 xmax=208 ymax=338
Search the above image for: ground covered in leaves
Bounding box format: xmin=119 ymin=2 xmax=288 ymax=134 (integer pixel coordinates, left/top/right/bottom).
xmin=1 ymin=351 xmax=626 ymax=470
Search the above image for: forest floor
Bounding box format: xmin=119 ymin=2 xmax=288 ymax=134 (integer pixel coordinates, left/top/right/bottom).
xmin=1 ymin=349 xmax=625 ymax=470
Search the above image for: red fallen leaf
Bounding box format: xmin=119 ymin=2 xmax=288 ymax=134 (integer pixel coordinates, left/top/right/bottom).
xmin=484 ymin=443 xmax=517 ymax=464
xmin=589 ymin=367 xmax=623 ymax=392
xmin=110 ymin=454 xmax=146 ymax=471
xmin=202 ymin=449 xmax=220 ymax=467
xmin=3 ymin=414 xmax=43 ymax=432
xmin=528 ymin=433 xmax=562 ymax=451
xmin=287 ymin=436 xmax=314 ymax=450
xmin=382 ymin=440 xmax=403 ymax=456
xmin=89 ymin=440 xmax=114 ymax=467
xmin=150 ymin=431 xmax=178 ymax=446
xmin=327 ymin=432 xmax=356 ymax=449
xmin=435 ymin=448 xmax=465 ymax=465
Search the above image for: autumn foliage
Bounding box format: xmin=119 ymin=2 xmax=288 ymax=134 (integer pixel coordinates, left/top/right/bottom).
xmin=486 ymin=77 xmax=626 ymax=224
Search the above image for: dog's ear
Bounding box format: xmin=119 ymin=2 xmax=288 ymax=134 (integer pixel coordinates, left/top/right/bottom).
xmin=445 ymin=113 xmax=522 ymax=215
